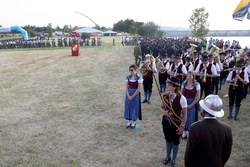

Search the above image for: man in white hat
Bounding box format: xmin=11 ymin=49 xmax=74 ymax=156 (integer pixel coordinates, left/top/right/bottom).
xmin=184 ymin=95 xmax=232 ymax=167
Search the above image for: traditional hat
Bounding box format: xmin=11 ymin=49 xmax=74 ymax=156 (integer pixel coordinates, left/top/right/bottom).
xmin=186 ymin=56 xmax=191 ymax=62
xmin=199 ymin=95 xmax=224 ymax=117
xmin=173 ymin=54 xmax=181 ymax=59
xmin=202 ymin=55 xmax=209 ymax=61
xmin=236 ymin=60 xmax=243 ymax=66
xmin=219 ymin=52 xmax=226 ymax=56
xmin=166 ymin=77 xmax=181 ymax=87
xmin=193 ymin=51 xmax=198 ymax=55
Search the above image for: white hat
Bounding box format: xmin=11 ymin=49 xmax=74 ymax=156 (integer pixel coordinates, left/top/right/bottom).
xmin=145 ymin=54 xmax=150 ymax=58
xmin=199 ymin=95 xmax=224 ymax=117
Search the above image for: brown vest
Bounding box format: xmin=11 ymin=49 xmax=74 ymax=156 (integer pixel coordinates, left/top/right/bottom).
xmin=162 ymin=93 xmax=182 ymax=126
xmin=230 ymin=71 xmax=245 ymax=89
xmin=197 ymin=63 xmax=213 ymax=83
xmin=143 ymin=63 xmax=153 ymax=79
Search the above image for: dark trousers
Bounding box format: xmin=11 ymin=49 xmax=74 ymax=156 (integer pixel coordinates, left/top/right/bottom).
xmin=159 ymin=74 xmax=168 ymax=85
xmin=243 ymin=77 xmax=250 ymax=98
xmin=162 ymin=116 xmax=180 ymax=145
xmin=200 ymin=82 xmax=211 ymax=98
xmin=143 ymin=78 xmax=153 ymax=92
xmin=211 ymin=76 xmax=219 ymax=94
xmin=229 ymin=87 xmax=244 ymax=107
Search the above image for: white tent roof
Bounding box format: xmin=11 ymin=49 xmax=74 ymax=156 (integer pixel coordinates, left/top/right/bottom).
xmin=75 ymin=27 xmax=102 ymax=34
xmin=103 ymin=30 xmax=117 ymax=34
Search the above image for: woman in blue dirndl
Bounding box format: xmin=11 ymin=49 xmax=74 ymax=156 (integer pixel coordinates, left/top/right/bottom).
xmin=124 ymin=64 xmax=143 ymax=129
xmin=181 ymin=71 xmax=200 ymax=138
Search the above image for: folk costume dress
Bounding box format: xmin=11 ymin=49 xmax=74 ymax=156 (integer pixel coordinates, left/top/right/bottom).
xmin=182 ymin=81 xmax=200 ymax=131
xmin=124 ymin=73 xmax=143 ymax=121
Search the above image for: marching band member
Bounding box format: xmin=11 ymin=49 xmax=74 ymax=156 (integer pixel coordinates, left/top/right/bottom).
xmin=158 ymin=55 xmax=169 ymax=93
xmin=124 ymin=64 xmax=143 ymax=128
xmin=195 ymin=55 xmax=217 ymax=98
xmin=192 ymin=51 xmax=201 ymax=72
xmin=181 ymin=71 xmax=200 ymax=139
xmin=219 ymin=52 xmax=230 ymax=90
xmin=210 ymin=55 xmax=221 ymax=95
xmin=226 ymin=60 xmax=249 ymax=120
xmin=140 ymin=54 xmax=157 ymax=104
xmin=181 ymin=48 xmax=189 ymax=65
xmin=160 ymin=77 xmax=187 ymax=167
xmin=185 ymin=57 xmax=194 ymax=72
xmin=169 ymin=54 xmax=187 ymax=84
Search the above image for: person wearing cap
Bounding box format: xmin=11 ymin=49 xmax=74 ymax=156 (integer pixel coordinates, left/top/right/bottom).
xmin=226 ymin=60 xmax=249 ymax=120
xmin=243 ymin=59 xmax=250 ymax=98
xmin=185 ymin=56 xmax=193 ymax=72
xmin=181 ymin=48 xmax=189 ymax=65
xmin=195 ymin=55 xmax=217 ymax=98
xmin=209 ymin=54 xmax=221 ymax=95
xmin=140 ymin=54 xmax=157 ymax=104
xmin=169 ymin=54 xmax=187 ymax=84
xmin=160 ymin=77 xmax=187 ymax=167
xmin=184 ymin=95 xmax=233 ymax=167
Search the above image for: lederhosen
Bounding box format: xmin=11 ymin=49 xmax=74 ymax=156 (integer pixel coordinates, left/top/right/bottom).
xmin=197 ymin=64 xmax=213 ymax=98
xmin=229 ymin=70 xmax=245 ymax=107
xmin=143 ymin=63 xmax=153 ymax=93
xmin=159 ymin=61 xmax=168 ymax=85
xmin=162 ymin=93 xmax=182 ymax=145
xmin=171 ymin=63 xmax=184 ymax=83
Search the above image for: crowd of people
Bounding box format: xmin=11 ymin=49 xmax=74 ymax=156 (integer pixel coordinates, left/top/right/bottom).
xmin=124 ymin=37 xmax=249 ymax=166
xmin=0 ymin=37 xmax=102 ymax=49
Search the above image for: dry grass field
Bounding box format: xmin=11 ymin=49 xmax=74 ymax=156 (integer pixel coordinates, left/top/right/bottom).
xmin=0 ymin=37 xmax=249 ymax=167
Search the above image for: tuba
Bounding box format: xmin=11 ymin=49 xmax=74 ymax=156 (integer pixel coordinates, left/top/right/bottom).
xmin=210 ymin=44 xmax=219 ymax=56
xmin=162 ymin=92 xmax=182 ymax=128
xmin=189 ymin=44 xmax=198 ymax=58
xmin=155 ymin=56 xmax=167 ymax=74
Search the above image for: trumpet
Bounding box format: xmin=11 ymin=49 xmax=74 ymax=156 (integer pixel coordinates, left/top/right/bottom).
xmin=162 ymin=92 xmax=182 ymax=128
xmin=200 ymin=66 xmax=207 ymax=82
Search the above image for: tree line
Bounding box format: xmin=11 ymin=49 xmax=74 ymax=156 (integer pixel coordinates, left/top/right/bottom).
xmin=113 ymin=19 xmax=164 ymax=37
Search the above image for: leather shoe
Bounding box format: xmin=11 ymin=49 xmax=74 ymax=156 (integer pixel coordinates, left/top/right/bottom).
xmin=142 ymin=99 xmax=148 ymax=103
xmin=163 ymin=157 xmax=171 ymax=165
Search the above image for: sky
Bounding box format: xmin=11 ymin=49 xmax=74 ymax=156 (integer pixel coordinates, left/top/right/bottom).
xmin=0 ymin=0 xmax=249 ymax=30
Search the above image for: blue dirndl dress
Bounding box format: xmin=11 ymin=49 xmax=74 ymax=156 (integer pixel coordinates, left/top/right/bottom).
xmin=182 ymin=81 xmax=200 ymax=131
xmin=124 ymin=73 xmax=142 ymax=121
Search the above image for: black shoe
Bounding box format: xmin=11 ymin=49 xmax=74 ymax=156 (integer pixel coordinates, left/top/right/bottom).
xmin=171 ymin=160 xmax=177 ymax=167
xmin=131 ymin=123 xmax=136 ymax=129
xmin=163 ymin=157 xmax=171 ymax=165
xmin=228 ymin=116 xmax=233 ymax=120
xmin=126 ymin=125 xmax=130 ymax=129
xmin=147 ymin=100 xmax=151 ymax=104
xmin=142 ymin=99 xmax=148 ymax=103
xmin=234 ymin=117 xmax=240 ymax=121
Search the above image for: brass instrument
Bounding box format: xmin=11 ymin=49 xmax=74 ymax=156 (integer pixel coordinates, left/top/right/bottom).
xmin=232 ymin=71 xmax=240 ymax=90
xmin=210 ymin=44 xmax=219 ymax=56
xmin=170 ymin=68 xmax=178 ymax=77
xmin=155 ymin=56 xmax=167 ymax=74
xmin=189 ymin=44 xmax=198 ymax=58
xmin=162 ymin=92 xmax=182 ymax=128
xmin=139 ymin=55 xmax=155 ymax=76
xmin=200 ymin=65 xmax=207 ymax=82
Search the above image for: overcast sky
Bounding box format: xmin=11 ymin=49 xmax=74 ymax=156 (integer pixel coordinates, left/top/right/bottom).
xmin=0 ymin=0 xmax=249 ymax=30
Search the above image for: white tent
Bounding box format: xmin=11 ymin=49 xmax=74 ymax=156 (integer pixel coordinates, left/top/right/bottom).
xmin=103 ymin=30 xmax=117 ymax=36
xmin=75 ymin=27 xmax=102 ymax=34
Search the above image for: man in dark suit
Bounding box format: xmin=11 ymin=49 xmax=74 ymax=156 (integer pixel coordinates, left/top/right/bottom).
xmin=185 ymin=95 xmax=232 ymax=167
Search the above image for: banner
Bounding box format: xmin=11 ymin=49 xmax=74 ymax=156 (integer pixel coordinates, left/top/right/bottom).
xmin=233 ymin=0 xmax=250 ymax=21
xmin=0 ymin=27 xmax=11 ymax=33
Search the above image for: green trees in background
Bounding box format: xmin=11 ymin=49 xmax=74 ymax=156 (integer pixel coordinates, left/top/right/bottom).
xmin=46 ymin=23 xmax=53 ymax=37
xmin=189 ymin=7 xmax=209 ymax=38
xmin=113 ymin=19 xmax=164 ymax=37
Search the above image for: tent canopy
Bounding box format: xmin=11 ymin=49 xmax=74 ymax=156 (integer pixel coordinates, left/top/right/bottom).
xmin=75 ymin=27 xmax=102 ymax=34
xmin=103 ymin=30 xmax=117 ymax=34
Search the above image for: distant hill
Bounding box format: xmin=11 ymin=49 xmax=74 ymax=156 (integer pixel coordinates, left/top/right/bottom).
xmin=160 ymin=26 xmax=190 ymax=31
